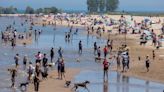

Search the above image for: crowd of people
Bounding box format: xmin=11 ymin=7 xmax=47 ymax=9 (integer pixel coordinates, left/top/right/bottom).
xmin=5 ymin=13 xmax=164 ymax=91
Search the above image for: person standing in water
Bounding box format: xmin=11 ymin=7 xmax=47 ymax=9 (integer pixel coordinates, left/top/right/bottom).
xmin=23 ymin=55 xmax=28 ymax=70
xmin=103 ymin=46 xmax=108 ymax=58
xmin=14 ymin=53 xmax=20 ymax=68
xmin=58 ymin=47 xmax=63 ymax=58
xmin=103 ymin=59 xmax=109 ymax=81
xmin=78 ymin=40 xmax=82 ymax=54
xmin=50 ymin=48 xmax=54 ymax=63
xmin=94 ymin=42 xmax=97 ymax=55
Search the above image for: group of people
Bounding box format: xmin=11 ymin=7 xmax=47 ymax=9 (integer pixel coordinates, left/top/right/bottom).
xmin=9 ymin=46 xmax=67 ymax=92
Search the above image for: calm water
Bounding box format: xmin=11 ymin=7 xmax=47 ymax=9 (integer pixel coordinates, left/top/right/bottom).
xmin=74 ymin=70 xmax=164 ymax=92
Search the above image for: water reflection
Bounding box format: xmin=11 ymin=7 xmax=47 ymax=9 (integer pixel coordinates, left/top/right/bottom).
xmin=74 ymin=70 xmax=164 ymax=92
xmin=103 ymin=79 xmax=108 ymax=92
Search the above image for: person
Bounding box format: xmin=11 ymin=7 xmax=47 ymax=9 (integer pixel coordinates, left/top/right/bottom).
xmin=122 ymin=52 xmax=129 ymax=72
xmin=35 ymin=52 xmax=43 ymax=64
xmin=103 ymin=46 xmax=108 ymax=58
xmin=60 ymin=58 xmax=65 ymax=80
xmin=58 ymin=47 xmax=63 ymax=58
xmin=34 ymin=63 xmax=41 ymax=92
xmin=23 ymin=55 xmax=28 ymax=70
xmin=9 ymin=68 xmax=17 ymax=88
xmin=145 ymin=56 xmax=150 ymax=72
xmin=50 ymin=48 xmax=54 ymax=63
xmin=103 ymin=59 xmax=109 ymax=80
xmin=28 ymin=62 xmax=34 ymax=82
xmin=11 ymin=38 xmax=15 ymax=49
xmin=79 ymin=40 xmax=82 ymax=54
xmin=42 ymin=54 xmax=48 ymax=71
xmin=116 ymin=53 xmax=121 ymax=70
xmin=55 ymin=58 xmax=61 ymax=79
xmin=14 ymin=53 xmax=20 ymax=68
xmin=152 ymin=50 xmax=155 ymax=60
xmin=96 ymin=46 xmax=101 ymax=61
xmin=94 ymin=42 xmax=97 ymax=55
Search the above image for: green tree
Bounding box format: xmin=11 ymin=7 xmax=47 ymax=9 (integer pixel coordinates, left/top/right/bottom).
xmin=25 ymin=6 xmax=34 ymax=14
xmin=106 ymin=0 xmax=119 ymax=12
xmin=35 ymin=8 xmax=43 ymax=14
xmin=99 ymin=0 xmax=105 ymax=12
xmin=87 ymin=0 xmax=99 ymax=13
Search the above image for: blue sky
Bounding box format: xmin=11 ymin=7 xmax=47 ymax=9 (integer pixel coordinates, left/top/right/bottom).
xmin=0 ymin=0 xmax=164 ymax=12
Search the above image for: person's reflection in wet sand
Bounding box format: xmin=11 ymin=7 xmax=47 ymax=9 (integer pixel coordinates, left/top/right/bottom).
xmin=117 ymin=73 xmax=121 ymax=92
xmin=103 ymin=79 xmax=109 ymax=92
xmin=145 ymin=81 xmax=149 ymax=92
xmin=122 ymin=75 xmax=129 ymax=92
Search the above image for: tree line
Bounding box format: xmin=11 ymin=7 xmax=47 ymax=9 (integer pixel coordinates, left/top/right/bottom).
xmin=0 ymin=6 xmax=61 ymax=14
xmin=87 ymin=0 xmax=119 ymax=13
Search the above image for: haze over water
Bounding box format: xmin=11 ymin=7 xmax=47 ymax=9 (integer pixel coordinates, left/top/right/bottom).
xmin=0 ymin=0 xmax=164 ymax=12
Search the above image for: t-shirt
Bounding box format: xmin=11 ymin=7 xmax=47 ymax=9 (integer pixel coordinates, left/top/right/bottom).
xmin=103 ymin=60 xmax=109 ymax=69
xmin=42 ymin=57 xmax=48 ymax=67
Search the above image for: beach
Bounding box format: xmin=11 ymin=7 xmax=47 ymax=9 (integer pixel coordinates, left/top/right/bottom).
xmin=0 ymin=14 xmax=164 ymax=92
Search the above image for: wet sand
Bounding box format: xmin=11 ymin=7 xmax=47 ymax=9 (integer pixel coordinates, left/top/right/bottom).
xmin=27 ymin=68 xmax=80 ymax=92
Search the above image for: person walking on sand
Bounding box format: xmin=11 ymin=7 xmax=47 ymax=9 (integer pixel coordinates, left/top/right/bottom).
xmin=145 ymin=55 xmax=150 ymax=72
xmin=152 ymin=50 xmax=155 ymax=60
xmin=103 ymin=59 xmax=109 ymax=81
xmin=34 ymin=63 xmax=41 ymax=92
xmin=50 ymin=47 xmax=54 ymax=63
xmin=60 ymin=58 xmax=65 ymax=80
xmin=55 ymin=58 xmax=61 ymax=79
xmin=42 ymin=54 xmax=48 ymax=71
xmin=79 ymin=40 xmax=82 ymax=54
xmin=9 ymin=68 xmax=17 ymax=88
xmin=14 ymin=53 xmax=20 ymax=68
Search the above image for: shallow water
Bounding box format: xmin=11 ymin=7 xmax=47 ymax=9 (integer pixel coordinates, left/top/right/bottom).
xmin=74 ymin=70 xmax=164 ymax=92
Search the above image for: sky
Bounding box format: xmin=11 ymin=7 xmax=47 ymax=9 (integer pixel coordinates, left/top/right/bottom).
xmin=0 ymin=0 xmax=164 ymax=12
